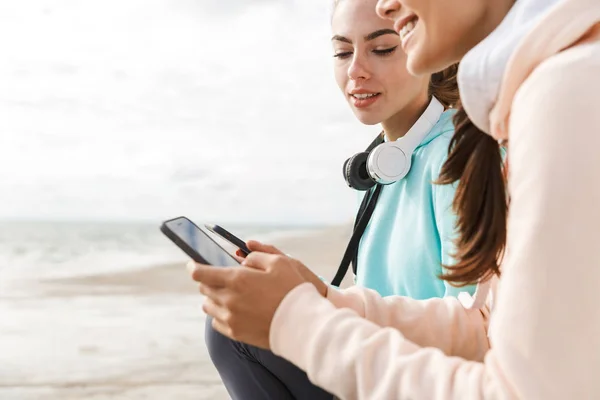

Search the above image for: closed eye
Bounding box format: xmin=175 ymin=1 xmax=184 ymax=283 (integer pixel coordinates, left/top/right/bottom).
xmin=333 ymin=51 xmax=353 ymax=59
xmin=373 ymin=46 xmax=398 ymax=56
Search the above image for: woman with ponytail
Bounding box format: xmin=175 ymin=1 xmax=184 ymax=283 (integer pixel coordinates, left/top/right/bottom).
xmin=191 ymin=0 xmax=600 ymax=397
xmin=199 ymin=0 xmax=474 ymax=398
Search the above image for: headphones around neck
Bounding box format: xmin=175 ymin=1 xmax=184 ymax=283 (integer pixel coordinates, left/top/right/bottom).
xmin=331 ymin=96 xmax=445 ymax=286
xmin=343 ymin=96 xmax=444 ymax=191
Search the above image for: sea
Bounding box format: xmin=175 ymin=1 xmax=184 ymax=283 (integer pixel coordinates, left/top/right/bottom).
xmin=0 ymin=220 xmax=312 ymax=282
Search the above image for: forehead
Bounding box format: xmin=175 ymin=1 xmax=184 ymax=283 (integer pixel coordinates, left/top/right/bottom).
xmin=332 ymin=0 xmax=394 ymax=35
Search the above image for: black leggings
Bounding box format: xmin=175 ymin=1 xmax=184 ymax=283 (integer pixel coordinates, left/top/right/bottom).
xmin=205 ymin=317 xmax=333 ymax=400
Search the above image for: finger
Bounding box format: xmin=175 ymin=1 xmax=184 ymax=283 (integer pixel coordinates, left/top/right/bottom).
xmin=246 ymin=241 xmax=284 ymax=255
xmin=235 ymin=249 xmax=247 ymax=259
xmin=202 ymin=297 xmax=229 ymax=322
xmin=187 ymin=260 xmax=212 ymax=277
xmin=198 ymin=283 xmax=225 ymax=306
xmin=233 ymin=252 xmax=246 ymax=263
xmin=242 ymin=251 xmax=281 ymax=271
xmin=191 ymin=264 xmax=232 ymax=287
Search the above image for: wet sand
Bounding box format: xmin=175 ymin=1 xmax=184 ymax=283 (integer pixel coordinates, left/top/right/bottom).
xmin=0 ymin=225 xmax=353 ymax=400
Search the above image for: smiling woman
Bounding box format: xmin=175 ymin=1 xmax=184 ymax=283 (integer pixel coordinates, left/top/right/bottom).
xmin=191 ymin=0 xmax=600 ymax=398
xmin=329 ymin=5 xmax=459 ymax=120
xmin=330 ymin=17 xmax=429 ymax=135
xmin=197 ymin=0 xmax=476 ymax=398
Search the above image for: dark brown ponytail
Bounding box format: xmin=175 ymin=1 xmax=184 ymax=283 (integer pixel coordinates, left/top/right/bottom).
xmin=437 ymin=104 xmax=507 ymax=286
xmin=428 ymin=64 xmax=460 ymax=109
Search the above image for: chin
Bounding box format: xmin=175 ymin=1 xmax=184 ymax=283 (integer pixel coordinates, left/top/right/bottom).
xmin=407 ymin=47 xmax=455 ymax=76
xmin=354 ymin=112 xmax=381 ymax=126
xmin=406 ymin=52 xmax=434 ymax=76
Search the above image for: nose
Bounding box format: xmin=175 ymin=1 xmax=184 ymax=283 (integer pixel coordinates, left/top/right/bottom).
xmin=376 ymin=0 xmax=401 ymax=21
xmin=347 ymin=54 xmax=371 ymax=81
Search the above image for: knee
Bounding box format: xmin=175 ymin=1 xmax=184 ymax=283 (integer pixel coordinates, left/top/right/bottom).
xmin=205 ymin=316 xmax=238 ymax=367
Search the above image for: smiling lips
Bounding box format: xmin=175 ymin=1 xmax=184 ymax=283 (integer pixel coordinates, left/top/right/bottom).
xmin=399 ymin=19 xmax=416 ymax=40
xmin=349 ymin=91 xmax=381 ymax=108
xmin=395 ymin=15 xmax=419 ymax=50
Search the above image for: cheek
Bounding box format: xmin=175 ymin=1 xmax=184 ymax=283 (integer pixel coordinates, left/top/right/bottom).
xmin=380 ymin=63 xmax=420 ymax=95
xmin=407 ymin=22 xmax=456 ymax=75
xmin=427 ymin=20 xmax=461 ymax=56
xmin=383 ymin=69 xmax=428 ymax=109
xmin=411 ymin=2 xmax=485 ymax=73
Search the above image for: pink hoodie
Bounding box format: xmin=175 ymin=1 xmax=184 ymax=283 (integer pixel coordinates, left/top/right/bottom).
xmin=268 ymin=1 xmax=600 ymax=398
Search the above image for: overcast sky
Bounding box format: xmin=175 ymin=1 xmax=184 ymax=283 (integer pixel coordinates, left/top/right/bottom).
xmin=0 ymin=0 xmax=376 ymax=225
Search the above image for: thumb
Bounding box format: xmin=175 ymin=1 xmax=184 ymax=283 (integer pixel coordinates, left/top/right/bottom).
xmin=241 ymin=251 xmax=278 ymax=272
xmin=246 ymin=240 xmax=284 ymax=255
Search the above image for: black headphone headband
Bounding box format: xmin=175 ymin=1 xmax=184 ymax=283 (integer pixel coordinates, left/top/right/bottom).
xmin=332 ymin=133 xmax=386 ymax=286
xmin=331 ymin=184 xmax=382 ymax=287
xmin=366 ymin=132 xmax=385 ymax=152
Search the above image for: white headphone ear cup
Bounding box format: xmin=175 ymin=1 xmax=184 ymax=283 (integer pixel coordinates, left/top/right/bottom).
xmin=367 ymin=142 xmax=411 ymax=184
xmin=393 ymin=154 xmax=410 ymax=180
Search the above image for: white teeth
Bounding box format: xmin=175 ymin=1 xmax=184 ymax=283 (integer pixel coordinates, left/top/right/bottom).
xmin=400 ymin=20 xmax=416 ymax=40
xmin=353 ymin=93 xmax=377 ymax=99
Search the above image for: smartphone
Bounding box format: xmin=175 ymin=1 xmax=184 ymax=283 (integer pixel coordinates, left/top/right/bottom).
xmin=160 ymin=216 xmax=240 ymax=266
xmin=204 ymin=224 xmax=251 ymax=256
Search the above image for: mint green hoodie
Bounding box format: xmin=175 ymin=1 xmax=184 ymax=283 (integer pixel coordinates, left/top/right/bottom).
xmin=356 ymin=110 xmax=475 ymax=299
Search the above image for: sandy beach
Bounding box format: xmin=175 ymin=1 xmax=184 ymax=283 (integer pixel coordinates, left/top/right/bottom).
xmin=0 ymin=225 xmax=353 ymax=400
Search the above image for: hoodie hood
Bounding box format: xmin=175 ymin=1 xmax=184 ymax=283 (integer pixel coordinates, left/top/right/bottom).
xmin=457 ymin=0 xmax=562 ymax=134
xmin=416 ymin=109 xmax=455 ymax=149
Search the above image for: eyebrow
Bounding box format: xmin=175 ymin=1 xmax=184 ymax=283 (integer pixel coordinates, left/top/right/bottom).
xmin=365 ymin=29 xmax=399 ymax=41
xmin=331 ymin=29 xmax=399 ymax=44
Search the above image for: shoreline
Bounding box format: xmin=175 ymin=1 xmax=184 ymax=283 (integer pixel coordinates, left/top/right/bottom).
xmin=32 ymin=223 xmax=354 ymax=298
xmin=1 ymin=224 xmax=353 ymax=400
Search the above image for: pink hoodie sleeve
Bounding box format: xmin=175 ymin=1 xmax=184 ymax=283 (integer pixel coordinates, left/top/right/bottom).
xmin=269 ymin=34 xmax=600 ymax=399
xmin=270 ymin=284 xmax=507 ymax=399
xmin=326 ymin=286 xmax=489 ymax=360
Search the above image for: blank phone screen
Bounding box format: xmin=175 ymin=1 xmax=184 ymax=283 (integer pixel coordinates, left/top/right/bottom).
xmin=166 ymin=218 xmax=240 ymax=267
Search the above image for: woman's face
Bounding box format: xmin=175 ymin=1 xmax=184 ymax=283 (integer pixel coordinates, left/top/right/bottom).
xmin=332 ymin=0 xmax=429 ymax=126
xmin=375 ymin=0 xmax=511 ymax=75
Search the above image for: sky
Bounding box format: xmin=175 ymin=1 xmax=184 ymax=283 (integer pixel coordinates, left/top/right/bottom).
xmin=0 ymin=0 xmax=376 ymax=226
